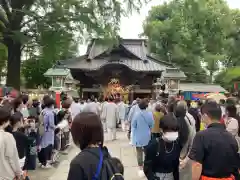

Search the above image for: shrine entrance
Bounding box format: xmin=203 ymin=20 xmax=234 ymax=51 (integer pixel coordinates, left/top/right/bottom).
xmin=101 ymin=78 xmax=132 ymax=101
xmin=83 ymin=63 xmax=139 ymax=87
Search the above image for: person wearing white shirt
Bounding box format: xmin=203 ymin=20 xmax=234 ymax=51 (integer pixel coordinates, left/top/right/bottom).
xmin=70 ymin=98 xmax=82 ymax=120
xmin=82 ymin=97 xmax=100 ymax=115
xmin=0 ymin=107 xmax=22 ymax=180
xmin=102 ymin=97 xmax=119 ymax=140
xmin=117 ymin=97 xmax=127 ymax=131
xmin=79 ymin=100 xmax=86 ymax=112
xmin=100 ymin=98 xmax=109 ymax=132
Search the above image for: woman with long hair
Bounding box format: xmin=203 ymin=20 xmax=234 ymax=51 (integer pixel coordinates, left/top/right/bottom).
xmin=174 ymin=101 xmax=196 ymax=180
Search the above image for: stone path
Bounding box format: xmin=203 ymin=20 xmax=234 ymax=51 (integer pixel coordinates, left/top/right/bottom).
xmin=28 ymin=131 xmax=146 ymax=180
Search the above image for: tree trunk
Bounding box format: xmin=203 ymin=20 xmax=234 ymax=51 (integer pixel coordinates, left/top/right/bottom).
xmin=5 ymin=39 xmax=21 ymax=90
xmin=209 ymin=71 xmax=213 ymax=84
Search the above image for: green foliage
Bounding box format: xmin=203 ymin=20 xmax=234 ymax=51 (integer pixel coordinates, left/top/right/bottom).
xmin=143 ymin=0 xmax=237 ymax=83
xmin=215 ymin=67 xmax=240 ymax=90
xmin=0 ymin=6 xmax=7 ymax=78
xmin=22 ymin=58 xmax=50 ymax=88
xmin=1 ymin=0 xmax=145 ymax=89
xmin=223 ymin=9 xmax=240 ymax=67
xmin=22 ymin=27 xmax=78 ymax=88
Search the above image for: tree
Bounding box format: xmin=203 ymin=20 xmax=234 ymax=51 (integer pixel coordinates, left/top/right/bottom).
xmin=0 ymin=0 xmax=145 ymax=90
xmin=22 ymin=28 xmax=78 ymax=88
xmin=143 ymin=0 xmax=234 ymax=83
xmin=215 ymin=67 xmax=240 ymax=90
xmin=223 ymin=9 xmax=240 ymax=67
xmin=0 ymin=6 xmax=8 ymax=81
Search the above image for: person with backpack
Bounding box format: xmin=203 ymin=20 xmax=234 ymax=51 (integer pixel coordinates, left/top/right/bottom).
xmin=68 ymin=112 xmax=124 ymax=180
xmin=144 ymin=113 xmax=182 ymax=180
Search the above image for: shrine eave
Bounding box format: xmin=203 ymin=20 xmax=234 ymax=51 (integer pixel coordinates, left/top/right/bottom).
xmin=59 ymin=56 xmax=172 ymax=72
xmin=44 ymin=68 xmax=70 ymax=77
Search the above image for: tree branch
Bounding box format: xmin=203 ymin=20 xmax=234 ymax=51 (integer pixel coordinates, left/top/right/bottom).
xmin=1 ymin=0 xmax=11 ymax=20
xmin=20 ymin=15 xmax=43 ymax=28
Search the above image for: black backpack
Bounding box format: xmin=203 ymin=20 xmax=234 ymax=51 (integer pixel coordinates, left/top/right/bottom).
xmin=90 ymin=147 xmax=124 ymax=180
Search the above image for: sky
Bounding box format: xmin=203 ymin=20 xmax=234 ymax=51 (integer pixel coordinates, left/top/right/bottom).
xmin=78 ymin=0 xmax=240 ymax=55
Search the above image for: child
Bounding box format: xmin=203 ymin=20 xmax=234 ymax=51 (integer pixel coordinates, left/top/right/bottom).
xmin=10 ymin=113 xmax=29 ymax=169
xmin=24 ymin=116 xmax=38 ymax=170
xmin=52 ymin=127 xmax=61 ymax=164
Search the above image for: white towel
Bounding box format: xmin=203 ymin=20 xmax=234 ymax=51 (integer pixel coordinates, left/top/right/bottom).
xmin=19 ymin=157 xmax=26 ymax=169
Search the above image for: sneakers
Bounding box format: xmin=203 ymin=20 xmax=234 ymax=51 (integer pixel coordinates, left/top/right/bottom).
xmin=138 ymin=169 xmax=145 ymax=178
xmin=40 ymin=163 xmax=52 ymax=169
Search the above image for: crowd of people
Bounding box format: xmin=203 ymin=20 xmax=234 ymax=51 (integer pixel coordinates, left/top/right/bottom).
xmin=0 ymin=93 xmax=74 ymax=180
xmin=1 ymin=91 xmax=240 ymax=180
xmin=67 ymin=95 xmax=240 ymax=180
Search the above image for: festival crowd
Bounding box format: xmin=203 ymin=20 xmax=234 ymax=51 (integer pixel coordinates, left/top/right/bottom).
xmin=0 ymin=91 xmax=240 ymax=180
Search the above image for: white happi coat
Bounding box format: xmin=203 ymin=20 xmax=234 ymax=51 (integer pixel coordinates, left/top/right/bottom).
xmin=117 ymin=101 xmax=126 ymax=121
xmin=102 ymin=102 xmax=119 ymax=129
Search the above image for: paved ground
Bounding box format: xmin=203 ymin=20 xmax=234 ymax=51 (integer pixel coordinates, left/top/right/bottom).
xmin=28 ymin=131 xmax=146 ymax=180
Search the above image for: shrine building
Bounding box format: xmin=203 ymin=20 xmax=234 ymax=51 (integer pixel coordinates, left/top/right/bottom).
xmin=46 ymin=38 xmax=186 ymax=99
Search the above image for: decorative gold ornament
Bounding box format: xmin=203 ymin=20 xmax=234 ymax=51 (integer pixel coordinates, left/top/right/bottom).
xmin=101 ymin=78 xmax=133 ymax=98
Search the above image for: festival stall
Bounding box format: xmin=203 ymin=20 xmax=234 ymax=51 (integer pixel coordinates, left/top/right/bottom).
xmin=204 ymin=93 xmax=227 ymax=103
xmin=179 ymin=83 xmax=226 ymax=100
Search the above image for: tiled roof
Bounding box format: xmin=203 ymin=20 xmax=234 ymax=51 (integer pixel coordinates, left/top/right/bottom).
xmin=87 ymin=40 xmax=109 ymax=59
xmin=66 ymin=57 xmax=170 ymax=72
xmin=162 ymin=68 xmax=186 ymax=79
xmin=179 ymin=83 xmax=226 ymax=92
xmin=53 ymin=38 xmax=181 ymax=73
xmin=121 ymin=40 xmax=147 ymax=60
xmin=86 ymin=38 xmax=148 ymax=60
xmin=44 ymin=68 xmax=70 ymax=76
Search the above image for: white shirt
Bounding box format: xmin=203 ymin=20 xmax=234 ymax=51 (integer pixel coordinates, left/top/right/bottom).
xmin=70 ymin=102 xmax=82 ymax=119
xmin=0 ymin=130 xmax=22 ymax=180
xmin=83 ymin=102 xmax=100 ymax=115
xmin=225 ymin=117 xmax=239 ymax=136
xmin=117 ymin=101 xmax=126 ymax=120
xmin=79 ymin=103 xmax=86 ymax=112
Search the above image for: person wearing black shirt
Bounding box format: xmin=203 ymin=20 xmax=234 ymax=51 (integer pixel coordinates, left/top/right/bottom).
xmin=144 ymin=114 xmax=182 ymax=180
xmin=189 ymin=101 xmax=240 ymax=180
xmin=10 ymin=112 xmax=29 ymax=168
